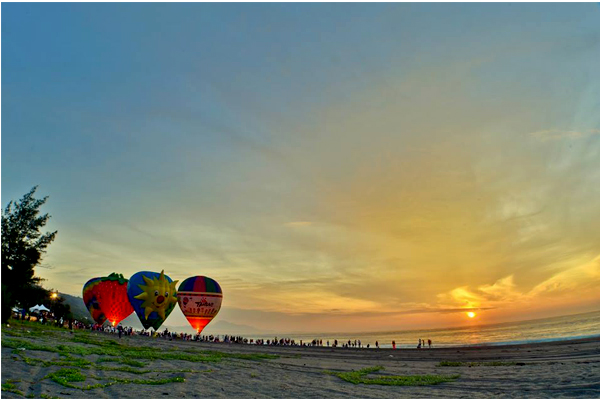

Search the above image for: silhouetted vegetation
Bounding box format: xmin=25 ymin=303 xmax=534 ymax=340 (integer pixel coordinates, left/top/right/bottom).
xmin=2 ymin=186 xmax=57 ymax=322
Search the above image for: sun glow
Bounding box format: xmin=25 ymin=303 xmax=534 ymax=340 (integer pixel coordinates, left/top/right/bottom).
xmin=467 ymin=312 xmax=476 ymax=318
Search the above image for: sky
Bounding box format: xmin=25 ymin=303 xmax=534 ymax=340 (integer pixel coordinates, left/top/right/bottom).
xmin=2 ymin=3 xmax=600 ymax=334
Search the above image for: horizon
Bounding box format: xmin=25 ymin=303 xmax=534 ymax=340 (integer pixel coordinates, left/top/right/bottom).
xmin=2 ymin=3 xmax=600 ymax=334
xmin=59 ymin=288 xmax=600 ymax=337
xmin=57 ymin=288 xmax=600 ymax=335
xmin=166 ymin=308 xmax=600 ymax=337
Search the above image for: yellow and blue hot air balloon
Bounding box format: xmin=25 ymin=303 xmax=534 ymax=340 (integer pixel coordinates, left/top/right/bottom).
xmin=127 ymin=270 xmax=178 ymax=330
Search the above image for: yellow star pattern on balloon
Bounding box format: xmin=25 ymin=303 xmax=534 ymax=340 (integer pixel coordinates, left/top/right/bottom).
xmin=134 ymin=270 xmax=178 ymax=320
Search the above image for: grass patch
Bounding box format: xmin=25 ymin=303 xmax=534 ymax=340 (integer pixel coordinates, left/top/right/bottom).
xmin=2 ymin=382 xmax=24 ymax=396
xmin=71 ymin=334 xmax=120 ymax=347
xmin=3 ymin=330 xmax=24 ymax=337
xmin=45 ymin=368 xmax=87 ymax=389
xmin=183 ymin=348 xmax=278 ymax=361
xmin=3 ymin=337 xmax=57 ymax=352
xmin=12 ymin=351 xmax=93 ymax=368
xmin=358 ymin=375 xmax=459 ymax=386
xmin=325 ymin=366 xmax=459 ymax=386
xmin=5 ymin=320 xmax=68 ymax=336
xmin=96 ymin=356 xmax=148 ymax=367
xmin=438 ymin=361 xmax=463 ymax=367
xmin=438 ymin=361 xmax=518 ymax=367
xmin=96 ymin=356 xmax=117 ymax=363
xmin=55 ymin=343 xmax=121 ymax=357
xmin=112 ymin=376 xmax=186 ymax=386
xmin=96 ymin=365 xmax=208 ymax=375
xmin=96 ymin=365 xmax=155 ymax=374
xmin=119 ymin=358 xmax=147 ymax=367
xmin=3 ymin=327 xmax=278 ymax=366
xmin=15 ymin=353 xmax=204 ymax=376
xmin=43 ymin=368 xmax=186 ymax=390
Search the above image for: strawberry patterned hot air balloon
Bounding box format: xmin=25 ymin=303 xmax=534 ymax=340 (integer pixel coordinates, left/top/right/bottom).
xmin=177 ymin=276 xmax=223 ymax=334
xmin=82 ymin=277 xmax=107 ymax=325
xmin=94 ymin=273 xmax=134 ymax=327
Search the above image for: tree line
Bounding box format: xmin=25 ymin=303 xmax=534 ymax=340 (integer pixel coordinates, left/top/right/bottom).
xmin=1 ymin=186 xmax=72 ymax=323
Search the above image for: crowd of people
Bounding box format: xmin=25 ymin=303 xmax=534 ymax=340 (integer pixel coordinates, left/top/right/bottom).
xmin=17 ymin=312 xmax=435 ymax=350
xmin=89 ymin=323 xmax=434 ymax=349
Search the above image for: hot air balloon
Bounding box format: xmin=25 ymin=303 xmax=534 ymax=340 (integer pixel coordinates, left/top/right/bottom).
xmin=177 ymin=276 xmax=222 ymax=334
xmin=127 ymin=270 xmax=178 ymax=330
xmin=94 ymin=273 xmax=134 ymax=327
xmin=82 ymin=277 xmax=107 ymax=325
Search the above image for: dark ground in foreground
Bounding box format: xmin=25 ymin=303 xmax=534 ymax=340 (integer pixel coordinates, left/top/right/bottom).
xmin=1 ymin=321 xmax=599 ymax=398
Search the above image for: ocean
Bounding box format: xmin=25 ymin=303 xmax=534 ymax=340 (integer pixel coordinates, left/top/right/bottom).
xmin=243 ymin=310 xmax=600 ymax=348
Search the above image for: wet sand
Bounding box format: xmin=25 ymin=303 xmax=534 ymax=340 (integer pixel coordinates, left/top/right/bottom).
xmin=2 ymin=325 xmax=599 ymax=398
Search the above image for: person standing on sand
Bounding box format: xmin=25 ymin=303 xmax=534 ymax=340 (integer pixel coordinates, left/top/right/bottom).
xmin=376 ymin=341 xmax=379 ymax=348
xmin=392 ymin=340 xmax=396 ymax=349
xmin=417 ymin=339 xmax=422 ymax=348
xmin=428 ymin=339 xmax=432 ymax=348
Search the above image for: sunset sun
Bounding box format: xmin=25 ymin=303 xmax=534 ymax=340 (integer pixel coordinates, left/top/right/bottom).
xmin=467 ymin=312 xmax=476 ymax=318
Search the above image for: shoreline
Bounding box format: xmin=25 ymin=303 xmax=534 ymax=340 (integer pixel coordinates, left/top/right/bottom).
xmin=176 ymin=335 xmax=600 ymax=358
xmin=194 ymin=309 xmax=600 ymax=349
xmin=459 ymin=333 xmax=600 ymax=348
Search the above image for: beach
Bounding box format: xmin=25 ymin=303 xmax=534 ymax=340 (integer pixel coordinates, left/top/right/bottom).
xmin=2 ymin=321 xmax=599 ymax=398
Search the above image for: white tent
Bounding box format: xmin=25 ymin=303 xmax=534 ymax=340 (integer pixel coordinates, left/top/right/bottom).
xmin=29 ymin=304 xmax=50 ymax=312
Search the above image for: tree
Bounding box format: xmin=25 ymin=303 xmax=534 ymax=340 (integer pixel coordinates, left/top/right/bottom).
xmin=1 ymin=186 xmax=57 ymax=322
xmin=51 ymin=295 xmax=72 ymax=326
xmin=19 ymin=284 xmax=51 ymax=319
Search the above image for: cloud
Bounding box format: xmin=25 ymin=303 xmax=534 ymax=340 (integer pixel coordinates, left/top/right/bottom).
xmin=528 ymin=255 xmax=600 ymax=298
xmin=438 ymin=255 xmax=600 ymax=313
xmin=438 ymin=275 xmax=522 ymax=309
xmin=530 ymin=129 xmax=600 ymax=141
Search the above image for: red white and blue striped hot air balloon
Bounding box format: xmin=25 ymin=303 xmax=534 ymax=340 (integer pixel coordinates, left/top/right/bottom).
xmin=177 ymin=276 xmax=223 ymax=334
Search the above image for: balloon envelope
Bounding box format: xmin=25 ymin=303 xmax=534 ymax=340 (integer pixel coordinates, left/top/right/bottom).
xmin=82 ymin=277 xmax=107 ymax=325
xmin=177 ymin=276 xmax=222 ymax=334
xmin=95 ymin=273 xmax=134 ymax=327
xmin=127 ymin=270 xmax=178 ymax=330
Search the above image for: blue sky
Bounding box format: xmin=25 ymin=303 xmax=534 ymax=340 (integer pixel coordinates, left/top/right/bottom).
xmin=2 ymin=3 xmax=599 ymax=333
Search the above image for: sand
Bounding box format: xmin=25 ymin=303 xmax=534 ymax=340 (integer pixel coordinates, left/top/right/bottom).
xmin=2 ymin=323 xmax=599 ymax=399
